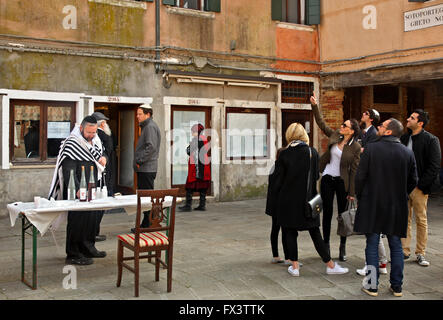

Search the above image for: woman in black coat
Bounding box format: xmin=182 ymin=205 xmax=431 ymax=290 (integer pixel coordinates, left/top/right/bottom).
xmin=272 ymin=123 xmax=349 ymax=277
xmin=265 ymin=147 xmax=289 ymax=264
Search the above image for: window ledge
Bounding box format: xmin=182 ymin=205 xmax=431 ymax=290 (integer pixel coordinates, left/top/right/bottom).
xmin=276 ymin=22 xmax=315 ymax=32
xmin=88 ymin=0 xmax=148 ymax=10
xmin=9 ymin=163 xmax=56 ymax=169
xmin=166 ymin=6 xmax=215 ymax=19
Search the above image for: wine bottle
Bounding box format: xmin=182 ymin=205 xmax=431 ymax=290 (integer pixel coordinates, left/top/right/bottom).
xmin=101 ymin=172 xmax=108 ymax=199
xmin=79 ymin=166 xmax=87 ymax=202
xmin=67 ymin=169 xmax=76 ymax=200
xmin=88 ymin=165 xmax=96 ymax=201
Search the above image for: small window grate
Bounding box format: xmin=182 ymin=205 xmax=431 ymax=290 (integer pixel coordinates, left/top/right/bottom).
xmin=281 ymin=81 xmax=314 ymax=104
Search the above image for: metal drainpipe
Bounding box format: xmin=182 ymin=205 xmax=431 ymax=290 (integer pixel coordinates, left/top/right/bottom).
xmin=155 ymin=0 xmax=161 ymax=73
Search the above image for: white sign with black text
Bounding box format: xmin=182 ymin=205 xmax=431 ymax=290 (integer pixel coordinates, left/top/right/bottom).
xmin=404 ymin=4 xmax=443 ymax=32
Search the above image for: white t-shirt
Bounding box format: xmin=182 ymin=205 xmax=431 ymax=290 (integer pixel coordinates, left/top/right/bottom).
xmin=322 ymin=144 xmax=342 ymax=177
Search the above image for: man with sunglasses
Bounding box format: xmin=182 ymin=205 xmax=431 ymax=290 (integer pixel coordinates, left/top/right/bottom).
xmin=400 ymin=109 xmax=441 ymax=267
xmin=359 ymin=109 xmax=380 ymax=152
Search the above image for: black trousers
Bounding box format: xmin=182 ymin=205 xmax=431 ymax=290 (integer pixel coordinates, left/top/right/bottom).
xmin=137 ymin=172 xmax=156 ymax=190
xmin=320 ymin=174 xmax=348 ymax=245
xmin=66 ymin=210 xmax=98 ymax=258
xmin=95 ymin=211 xmax=105 ymax=236
xmin=282 ymin=227 xmax=331 ymax=263
xmin=137 ymin=172 xmax=156 ymax=227
xmin=271 ymin=215 xmax=288 ymax=259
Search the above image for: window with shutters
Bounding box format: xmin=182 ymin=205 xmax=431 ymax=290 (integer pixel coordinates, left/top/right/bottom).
xmin=272 ymin=0 xmax=320 ymax=25
xmin=281 ymin=81 xmax=314 ymax=104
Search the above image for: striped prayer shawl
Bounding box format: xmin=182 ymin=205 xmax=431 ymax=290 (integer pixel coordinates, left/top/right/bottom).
xmin=48 ymin=130 xmax=104 ymax=200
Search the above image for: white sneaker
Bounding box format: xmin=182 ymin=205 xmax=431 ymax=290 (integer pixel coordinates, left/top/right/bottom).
xmin=356 ymin=265 xmax=367 ymax=276
xmin=288 ymin=266 xmax=300 ymax=277
xmin=327 ymin=262 xmax=349 ymax=275
xmin=416 ymin=254 xmax=430 ymax=267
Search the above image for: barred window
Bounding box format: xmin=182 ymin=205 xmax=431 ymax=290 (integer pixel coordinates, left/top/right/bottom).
xmin=281 ymin=81 xmax=314 ymax=104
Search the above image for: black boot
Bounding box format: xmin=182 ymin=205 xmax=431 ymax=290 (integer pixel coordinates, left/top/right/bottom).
xmin=179 ymin=190 xmax=192 ymax=212
xmin=339 ymin=243 xmax=347 ymax=261
xmin=194 ymin=190 xmax=207 ymax=211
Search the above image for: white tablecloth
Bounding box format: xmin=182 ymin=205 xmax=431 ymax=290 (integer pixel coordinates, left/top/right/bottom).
xmin=7 ymin=195 xmax=177 ymax=236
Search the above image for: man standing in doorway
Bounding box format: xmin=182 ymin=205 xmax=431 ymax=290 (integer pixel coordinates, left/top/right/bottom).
xmin=400 ymin=109 xmax=441 ymax=267
xmin=133 ymin=104 xmax=161 ymax=228
xmin=354 ymin=118 xmax=417 ymax=297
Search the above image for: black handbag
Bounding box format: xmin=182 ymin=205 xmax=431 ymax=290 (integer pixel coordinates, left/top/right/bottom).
xmin=305 ymin=147 xmax=322 ymax=219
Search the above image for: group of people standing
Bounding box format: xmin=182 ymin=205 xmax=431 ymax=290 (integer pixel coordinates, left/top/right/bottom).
xmin=266 ymin=94 xmax=441 ymax=297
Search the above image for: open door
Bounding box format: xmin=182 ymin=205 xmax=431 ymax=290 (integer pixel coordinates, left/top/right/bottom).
xmin=282 ymin=110 xmax=313 ymax=146
xmin=94 ymin=103 xmax=139 ymax=195
xmin=117 ymin=107 xmax=138 ymax=194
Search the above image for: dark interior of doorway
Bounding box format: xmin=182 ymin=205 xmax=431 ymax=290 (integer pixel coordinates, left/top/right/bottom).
xmin=95 ymin=103 xmax=140 ymax=195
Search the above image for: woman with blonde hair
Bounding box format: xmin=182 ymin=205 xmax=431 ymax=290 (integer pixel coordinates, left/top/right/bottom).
xmin=272 ymin=123 xmax=349 ymax=277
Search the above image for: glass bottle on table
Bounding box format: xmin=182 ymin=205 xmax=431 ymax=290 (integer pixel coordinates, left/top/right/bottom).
xmin=67 ymin=169 xmax=76 ymax=200
xmin=79 ymin=166 xmax=87 ymax=202
xmin=101 ymin=172 xmax=108 ymax=199
xmin=88 ymin=165 xmax=96 ymax=201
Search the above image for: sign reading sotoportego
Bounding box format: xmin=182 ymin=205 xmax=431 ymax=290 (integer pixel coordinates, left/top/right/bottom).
xmin=404 ymin=4 xmax=443 ymax=32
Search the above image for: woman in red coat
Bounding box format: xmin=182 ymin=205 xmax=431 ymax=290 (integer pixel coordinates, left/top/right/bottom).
xmin=179 ymin=123 xmax=211 ymax=211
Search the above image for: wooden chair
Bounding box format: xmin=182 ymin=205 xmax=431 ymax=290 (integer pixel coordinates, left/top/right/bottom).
xmin=116 ymin=188 xmax=179 ymax=297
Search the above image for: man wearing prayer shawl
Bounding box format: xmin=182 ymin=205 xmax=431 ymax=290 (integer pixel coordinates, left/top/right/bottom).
xmin=49 ymin=116 xmax=108 ymax=265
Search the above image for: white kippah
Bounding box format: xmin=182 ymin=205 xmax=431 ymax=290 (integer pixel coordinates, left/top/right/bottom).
xmin=371 ymin=109 xmax=380 ymax=117
xmin=139 ymin=104 xmax=152 ymax=110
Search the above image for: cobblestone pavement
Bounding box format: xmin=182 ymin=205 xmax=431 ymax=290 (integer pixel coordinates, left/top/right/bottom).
xmin=0 ymin=194 xmax=442 ymax=301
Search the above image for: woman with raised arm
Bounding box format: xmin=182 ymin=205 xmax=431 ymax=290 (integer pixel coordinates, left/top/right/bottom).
xmin=310 ymin=94 xmax=361 ymax=261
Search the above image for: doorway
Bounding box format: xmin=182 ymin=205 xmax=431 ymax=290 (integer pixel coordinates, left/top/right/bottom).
xmin=171 ymin=106 xmax=212 ymax=196
xmin=94 ymin=103 xmax=140 ymax=194
xmin=281 ymin=110 xmax=313 ymax=147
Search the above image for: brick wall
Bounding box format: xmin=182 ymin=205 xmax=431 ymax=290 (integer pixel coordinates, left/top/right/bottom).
xmin=317 ymin=89 xmax=344 ymax=153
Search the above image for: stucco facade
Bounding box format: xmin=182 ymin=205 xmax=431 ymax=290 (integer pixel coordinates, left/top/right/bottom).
xmin=0 ymin=0 xmax=321 ymax=214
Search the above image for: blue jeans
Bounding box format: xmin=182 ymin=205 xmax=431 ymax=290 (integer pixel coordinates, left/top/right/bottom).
xmin=365 ymin=233 xmax=404 ymax=289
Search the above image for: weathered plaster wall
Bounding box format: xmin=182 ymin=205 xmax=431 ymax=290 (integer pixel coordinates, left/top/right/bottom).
xmin=319 ymin=0 xmax=443 ymax=72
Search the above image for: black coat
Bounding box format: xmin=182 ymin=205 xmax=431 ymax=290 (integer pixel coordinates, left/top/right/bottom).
xmin=360 ymin=125 xmax=378 ymax=148
xmin=354 ymin=136 xmax=418 ymax=238
xmin=400 ymin=129 xmax=441 ymax=194
xmin=97 ymin=129 xmax=116 ymax=195
xmin=270 ymin=142 xmax=320 ymax=230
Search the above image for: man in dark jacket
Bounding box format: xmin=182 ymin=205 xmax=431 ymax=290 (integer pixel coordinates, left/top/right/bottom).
xmin=354 ymin=118 xmax=417 ymax=297
xmin=133 ymin=104 xmax=161 ymax=228
xmin=359 ymin=108 xmax=380 ymax=151
xmin=400 ymin=109 xmax=441 ymax=267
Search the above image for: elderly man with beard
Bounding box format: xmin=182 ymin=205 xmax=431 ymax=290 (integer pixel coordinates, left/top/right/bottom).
xmin=92 ymin=111 xmax=116 ymax=243
xmin=49 ymin=116 xmax=108 ymax=265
